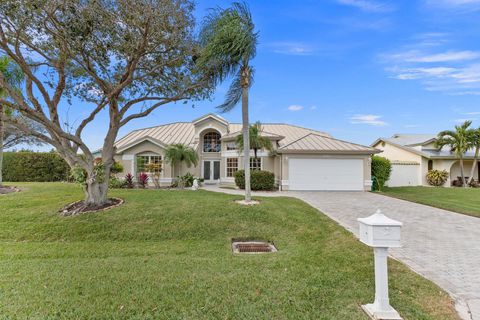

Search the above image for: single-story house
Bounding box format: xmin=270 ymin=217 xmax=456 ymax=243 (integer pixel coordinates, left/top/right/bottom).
xmin=372 ymin=134 xmax=480 ymax=187
xmin=110 ymin=113 xmax=379 ymax=191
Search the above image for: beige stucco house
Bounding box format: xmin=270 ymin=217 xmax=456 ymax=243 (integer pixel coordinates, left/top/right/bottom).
xmin=372 ymin=134 xmax=480 ymax=187
xmin=110 ymin=113 xmax=379 ymax=190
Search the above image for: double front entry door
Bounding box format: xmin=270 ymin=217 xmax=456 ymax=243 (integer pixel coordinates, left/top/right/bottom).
xmin=203 ymin=160 xmax=220 ymax=183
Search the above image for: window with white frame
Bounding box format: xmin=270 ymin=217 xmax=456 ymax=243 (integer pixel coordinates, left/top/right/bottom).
xmin=226 ymin=141 xmax=237 ymax=150
xmin=136 ymin=155 xmax=162 ymax=173
xmin=226 ymin=158 xmax=238 ymax=177
xmin=203 ymin=131 xmax=221 ymax=152
xmin=250 ymin=158 xmax=261 ymax=171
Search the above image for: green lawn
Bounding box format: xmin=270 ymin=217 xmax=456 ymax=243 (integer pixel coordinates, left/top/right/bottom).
xmin=0 ymin=183 xmax=459 ymax=319
xmin=381 ymin=186 xmax=480 ymax=218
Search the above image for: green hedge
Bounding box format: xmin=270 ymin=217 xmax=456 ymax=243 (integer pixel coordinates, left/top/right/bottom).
xmin=234 ymin=169 xmax=276 ymax=191
xmin=2 ymin=152 xmax=71 ymax=182
xmin=371 ymin=156 xmax=392 ymax=191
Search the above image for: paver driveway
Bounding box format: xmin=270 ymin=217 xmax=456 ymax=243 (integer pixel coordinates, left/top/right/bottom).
xmin=205 ymin=186 xmax=480 ymax=320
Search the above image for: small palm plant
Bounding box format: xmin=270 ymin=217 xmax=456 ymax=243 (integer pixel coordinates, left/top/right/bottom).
xmin=236 ymin=122 xmax=273 ymax=159
xmin=436 ymin=121 xmax=472 ymax=187
xmin=0 ymin=56 xmax=24 ymax=187
xmin=198 ymin=2 xmax=258 ymax=203
xmin=164 ymin=143 xmax=198 ymax=177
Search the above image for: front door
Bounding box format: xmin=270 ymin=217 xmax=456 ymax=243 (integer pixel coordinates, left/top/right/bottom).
xmin=203 ymin=160 xmax=220 ymax=183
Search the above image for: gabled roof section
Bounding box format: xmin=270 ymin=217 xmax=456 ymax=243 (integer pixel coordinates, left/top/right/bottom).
xmin=116 ymin=136 xmax=169 ymax=153
xmin=221 ymin=130 xmax=285 ymax=141
xmin=278 ymin=133 xmax=380 ymax=154
xmin=388 ymin=134 xmax=437 ymax=147
xmin=192 ymin=113 xmax=229 ymax=126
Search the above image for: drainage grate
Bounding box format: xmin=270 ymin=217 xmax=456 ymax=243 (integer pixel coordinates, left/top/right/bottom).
xmin=231 ymin=241 xmax=277 ymax=254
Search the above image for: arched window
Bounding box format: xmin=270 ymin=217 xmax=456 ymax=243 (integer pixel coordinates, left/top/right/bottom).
xmin=428 ymin=160 xmax=433 ymax=171
xmin=203 ymin=131 xmax=221 ymax=152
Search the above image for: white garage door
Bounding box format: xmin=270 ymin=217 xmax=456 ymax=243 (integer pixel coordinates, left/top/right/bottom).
xmin=289 ymin=158 xmax=364 ymax=191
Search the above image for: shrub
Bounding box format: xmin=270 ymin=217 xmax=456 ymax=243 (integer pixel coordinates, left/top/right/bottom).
xmin=171 ymin=173 xmax=203 ymax=188
xmin=109 ymin=177 xmax=127 ymax=189
xmin=138 ymin=172 xmax=149 ymax=188
xmin=234 ymin=169 xmax=275 ymax=191
xmin=426 ymin=169 xmax=449 ymax=187
xmin=371 ymin=156 xmax=392 ymax=191
xmin=125 ymin=173 xmax=134 ymax=188
xmin=2 ymin=151 xmax=70 ymax=182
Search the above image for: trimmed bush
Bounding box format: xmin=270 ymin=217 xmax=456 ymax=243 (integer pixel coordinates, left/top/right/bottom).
xmin=371 ymin=156 xmax=392 ymax=191
xmin=234 ymin=169 xmax=275 ymax=191
xmin=2 ymin=151 xmax=71 ymax=182
xmin=426 ymin=169 xmax=449 ymax=186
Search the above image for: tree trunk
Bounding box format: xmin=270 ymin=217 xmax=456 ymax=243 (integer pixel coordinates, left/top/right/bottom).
xmin=85 ymin=180 xmax=108 ymax=205
xmin=467 ymin=146 xmax=479 ymax=185
xmin=242 ymin=69 xmax=251 ymax=203
xmin=460 ymin=158 xmax=466 ymax=188
xmin=0 ymin=104 xmax=4 ymax=187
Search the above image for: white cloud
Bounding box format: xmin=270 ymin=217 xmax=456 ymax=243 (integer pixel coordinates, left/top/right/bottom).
xmin=336 ymin=0 xmax=395 ymax=12
xmin=380 ymin=33 xmax=480 ymax=95
xmin=349 ymin=114 xmax=387 ymax=126
xmin=455 ymin=118 xmax=477 ymax=123
xmin=463 ymin=111 xmax=480 ymax=115
xmin=310 ymin=105 xmax=318 ymax=110
xmin=288 ymin=105 xmax=304 ymax=111
xmin=265 ymin=42 xmax=315 ymax=56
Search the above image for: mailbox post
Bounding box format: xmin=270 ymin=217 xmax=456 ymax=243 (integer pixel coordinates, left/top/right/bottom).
xmin=358 ymin=210 xmax=403 ymax=320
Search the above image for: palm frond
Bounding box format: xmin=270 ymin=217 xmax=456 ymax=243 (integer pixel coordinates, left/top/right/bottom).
xmin=217 ymin=71 xmax=242 ymax=113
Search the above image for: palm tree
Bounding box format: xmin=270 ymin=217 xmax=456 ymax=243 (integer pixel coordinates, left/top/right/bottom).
xmin=436 ymin=121 xmax=472 ymax=188
xmin=199 ymin=2 xmax=258 ymax=202
xmin=164 ymin=143 xmax=199 ymax=177
xmin=0 ymin=56 xmax=24 ymax=187
xmin=236 ymin=121 xmax=273 ymax=159
xmin=467 ymin=127 xmax=480 ymax=185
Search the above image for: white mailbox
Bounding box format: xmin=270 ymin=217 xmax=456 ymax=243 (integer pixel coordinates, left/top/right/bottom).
xmin=358 ymin=209 xmax=403 ymax=320
xmin=358 ymin=210 xmax=402 ymax=248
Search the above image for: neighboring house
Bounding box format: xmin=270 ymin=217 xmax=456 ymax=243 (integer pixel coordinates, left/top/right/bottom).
xmin=372 ymin=134 xmax=480 ymax=187
xmin=109 ymin=113 xmax=379 ymax=191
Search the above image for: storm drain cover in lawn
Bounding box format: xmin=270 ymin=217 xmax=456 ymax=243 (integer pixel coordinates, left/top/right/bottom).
xmin=231 ymin=240 xmax=277 ymax=254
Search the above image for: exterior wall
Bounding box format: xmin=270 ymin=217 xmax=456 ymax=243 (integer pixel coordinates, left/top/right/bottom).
xmin=279 ymin=153 xmax=372 ymax=191
xmin=387 ymin=163 xmax=420 ymax=187
xmin=116 ymin=140 xmax=174 ymax=187
xmin=373 ymin=141 xmax=423 ymax=163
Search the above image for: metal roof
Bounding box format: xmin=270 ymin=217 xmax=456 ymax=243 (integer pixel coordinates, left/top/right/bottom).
xmin=278 ymin=133 xmax=379 ymax=154
xmin=113 ymin=116 xmax=375 ymax=154
xmin=372 ymin=134 xmax=479 ymax=159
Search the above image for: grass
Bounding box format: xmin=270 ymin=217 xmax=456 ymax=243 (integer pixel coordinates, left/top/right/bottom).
xmin=0 ymin=183 xmax=459 ymax=320
xmin=380 ymin=186 xmax=480 ymax=218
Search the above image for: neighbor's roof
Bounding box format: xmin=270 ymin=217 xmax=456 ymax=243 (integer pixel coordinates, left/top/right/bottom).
xmin=384 ymin=134 xmax=437 ymax=147
xmin=278 ymin=133 xmax=379 ymax=154
xmin=372 ymin=134 xmax=478 ymax=159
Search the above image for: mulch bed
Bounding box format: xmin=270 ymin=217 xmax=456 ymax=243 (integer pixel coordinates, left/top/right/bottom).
xmin=59 ymin=197 xmax=124 ymax=216
xmin=0 ymin=186 xmax=20 ymax=195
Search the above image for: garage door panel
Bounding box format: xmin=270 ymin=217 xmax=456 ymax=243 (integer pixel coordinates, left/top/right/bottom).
xmin=289 ymin=158 xmax=364 ymax=191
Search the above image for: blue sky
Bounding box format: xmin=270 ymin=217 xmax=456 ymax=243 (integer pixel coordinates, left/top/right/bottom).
xmin=25 ymin=0 xmax=480 ymax=150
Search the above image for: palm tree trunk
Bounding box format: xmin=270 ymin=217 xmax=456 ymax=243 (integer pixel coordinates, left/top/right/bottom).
xmin=0 ymin=104 xmax=4 ymax=187
xmin=242 ymin=71 xmax=251 ymax=202
xmin=467 ymin=146 xmax=479 ymax=185
xmin=460 ymin=158 xmax=466 ymax=188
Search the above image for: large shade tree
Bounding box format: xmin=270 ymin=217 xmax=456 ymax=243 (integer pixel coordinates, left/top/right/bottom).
xmin=436 ymin=121 xmax=472 ymax=187
xmin=198 ymin=2 xmax=258 ymax=203
xmin=0 ymin=0 xmax=220 ymax=208
xmin=0 ymin=56 xmax=24 ymax=186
